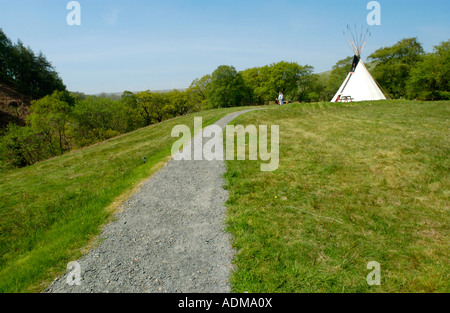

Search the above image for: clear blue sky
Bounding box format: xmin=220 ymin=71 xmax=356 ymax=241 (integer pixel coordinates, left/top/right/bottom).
xmin=1 ymin=0 xmax=449 ymax=94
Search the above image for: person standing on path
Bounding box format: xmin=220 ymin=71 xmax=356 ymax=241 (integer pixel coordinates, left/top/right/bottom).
xmin=278 ymin=92 xmax=284 ymax=106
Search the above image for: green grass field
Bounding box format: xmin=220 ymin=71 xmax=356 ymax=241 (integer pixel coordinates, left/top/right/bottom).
xmin=0 ymin=100 xmax=448 ymax=293
xmin=225 ymin=100 xmax=449 ymax=292
xmin=0 ymin=106 xmax=252 ymax=293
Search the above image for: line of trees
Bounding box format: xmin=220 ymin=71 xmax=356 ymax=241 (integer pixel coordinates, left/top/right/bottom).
xmin=189 ymin=61 xmax=321 ymax=108
xmin=370 ymin=38 xmax=449 ymax=101
xmin=0 ymin=29 xmax=66 ymax=100
xmin=0 ymin=31 xmax=448 ymax=171
xmin=194 ymin=37 xmax=449 ymax=105
xmin=323 ymin=38 xmax=449 ymax=101
xmin=0 ymin=89 xmax=204 ymax=170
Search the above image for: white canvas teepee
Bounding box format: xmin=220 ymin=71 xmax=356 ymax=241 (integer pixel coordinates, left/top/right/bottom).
xmin=331 ymin=27 xmax=386 ymax=102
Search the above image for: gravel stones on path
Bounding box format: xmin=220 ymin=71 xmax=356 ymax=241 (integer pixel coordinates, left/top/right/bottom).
xmin=45 ymin=110 xmax=257 ymax=293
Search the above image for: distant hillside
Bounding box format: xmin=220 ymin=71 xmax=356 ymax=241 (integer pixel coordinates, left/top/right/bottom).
xmin=93 ymin=88 xmax=188 ymax=100
xmin=317 ymin=69 xmax=332 ymax=80
xmin=316 ymin=60 xmax=377 ymax=79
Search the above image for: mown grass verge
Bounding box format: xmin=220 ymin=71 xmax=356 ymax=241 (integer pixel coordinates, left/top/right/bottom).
xmin=0 ymin=106 xmax=254 ymax=293
xmin=224 ymin=100 xmax=449 ymax=292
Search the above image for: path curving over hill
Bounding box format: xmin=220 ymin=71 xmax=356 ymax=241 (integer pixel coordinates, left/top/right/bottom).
xmin=45 ymin=109 xmax=258 ymax=293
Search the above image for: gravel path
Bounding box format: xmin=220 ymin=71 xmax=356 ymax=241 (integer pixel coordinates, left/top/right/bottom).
xmin=45 ymin=109 xmax=257 ymax=293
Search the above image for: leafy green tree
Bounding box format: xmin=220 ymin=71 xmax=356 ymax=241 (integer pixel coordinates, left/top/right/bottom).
xmin=0 ymin=124 xmax=48 ymax=170
xmin=70 ymin=96 xmax=125 ymax=147
xmin=121 ymin=91 xmax=137 ymax=107
xmin=163 ymin=89 xmax=194 ymax=117
xmin=207 ymin=65 xmax=253 ymax=108
xmin=32 ymin=51 xmax=66 ymax=99
xmin=310 ymin=73 xmax=329 ymax=102
xmin=0 ymin=29 xmax=14 ymax=85
xmin=241 ymin=61 xmax=315 ymax=103
xmin=135 ymin=91 xmax=168 ymax=125
xmin=0 ymin=29 xmax=66 ymax=99
xmin=368 ymin=38 xmax=424 ymax=98
xmin=287 ymin=65 xmax=316 ymax=102
xmin=323 ymin=56 xmax=354 ymax=101
xmin=186 ymin=74 xmax=211 ymax=110
xmin=406 ymin=40 xmax=450 ymax=100
xmin=70 ymin=91 xmax=87 ymax=102
xmin=240 ymin=66 xmax=268 ymax=104
xmin=121 ymin=91 xmax=146 ymax=131
xmin=27 ymin=91 xmax=72 ymax=155
xmin=269 ymin=61 xmax=313 ymax=101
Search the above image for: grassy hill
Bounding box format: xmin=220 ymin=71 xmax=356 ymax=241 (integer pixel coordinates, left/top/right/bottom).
xmin=225 ymin=100 xmax=449 ymax=292
xmin=0 ymin=106 xmax=251 ymax=292
xmin=1 ymin=100 xmax=448 ymax=293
